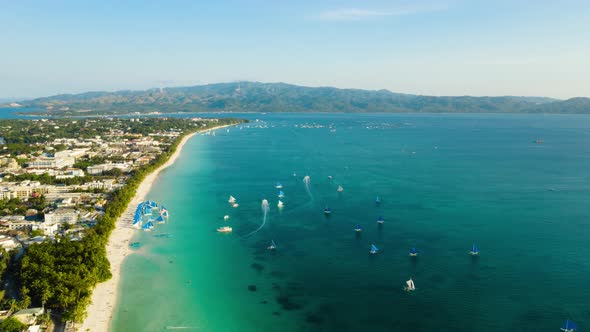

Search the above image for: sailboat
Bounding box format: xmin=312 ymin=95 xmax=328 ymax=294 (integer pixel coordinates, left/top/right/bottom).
xmin=142 ymin=221 xmax=154 ymax=231
xmin=404 ymin=278 xmax=416 ymax=291
xmin=224 ymin=215 xmax=230 ymax=221
xmin=278 ymin=190 xmax=285 ymax=198
xmin=370 ymin=244 xmax=379 ymax=254
xmin=155 ymin=215 xmax=166 ymax=224
xmin=228 ymin=196 xmax=236 ymax=204
xmin=324 ymin=207 xmax=332 ymax=214
xmin=469 ymin=244 xmax=480 ymax=256
xmin=377 ymin=216 xmax=385 ymax=224
xmin=337 ymin=185 xmax=344 ymax=192
xmin=561 ymin=320 xmax=578 ymax=332
xmin=354 ymin=224 xmax=362 ymax=232
xmin=277 ymin=200 xmax=284 ymax=208
xmin=267 ymin=240 xmax=277 ymax=250
xmin=275 ymin=182 xmax=283 ymax=189
xmin=409 ymin=248 xmax=418 ymax=257
xmin=375 ymin=196 xmax=381 ymax=205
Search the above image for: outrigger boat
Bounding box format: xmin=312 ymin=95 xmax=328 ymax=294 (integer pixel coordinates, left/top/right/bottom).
xmin=561 ymin=320 xmax=578 ymax=332
xmin=354 ymin=224 xmax=362 ymax=232
xmin=469 ymin=244 xmax=480 ymax=256
xmin=409 ymin=248 xmax=418 ymax=257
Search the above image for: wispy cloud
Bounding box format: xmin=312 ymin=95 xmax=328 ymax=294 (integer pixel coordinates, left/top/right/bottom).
xmin=313 ymin=2 xmax=447 ymax=22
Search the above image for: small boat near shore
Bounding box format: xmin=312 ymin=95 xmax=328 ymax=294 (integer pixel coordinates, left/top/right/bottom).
xmin=217 ymin=226 xmax=233 ymax=233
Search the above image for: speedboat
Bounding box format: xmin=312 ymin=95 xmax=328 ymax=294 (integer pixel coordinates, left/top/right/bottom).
xmin=217 ymin=226 xmax=233 ymax=233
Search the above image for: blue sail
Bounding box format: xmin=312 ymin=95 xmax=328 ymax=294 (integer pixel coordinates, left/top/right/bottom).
xmin=155 ymin=215 xmax=165 ymax=223
xmin=133 ymin=213 xmax=141 ymax=225
xmin=562 ymin=320 xmax=577 ymax=331
xmin=271 ymin=240 xmax=276 ymax=247
xmin=410 ymin=247 xmax=418 ymax=254
xmin=371 ymin=244 xmax=379 ymax=252
xmin=472 ymin=244 xmax=479 ymax=253
xmin=354 ymin=224 xmax=362 ymax=230
xmin=376 ymin=196 xmax=381 ymax=203
xmin=279 ymin=190 xmax=285 ymax=196
xmin=377 ymin=216 xmax=384 ymax=222
xmin=142 ymin=222 xmax=150 ymax=230
xmin=161 ymin=211 xmax=169 ymax=217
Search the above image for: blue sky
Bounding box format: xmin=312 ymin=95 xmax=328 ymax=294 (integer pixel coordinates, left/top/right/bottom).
xmin=1 ymin=0 xmax=589 ymax=99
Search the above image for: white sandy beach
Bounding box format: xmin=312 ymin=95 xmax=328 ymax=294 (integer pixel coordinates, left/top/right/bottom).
xmin=79 ymin=124 xmax=234 ymax=332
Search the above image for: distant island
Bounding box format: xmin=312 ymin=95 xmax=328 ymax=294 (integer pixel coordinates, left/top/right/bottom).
xmin=4 ymin=81 xmax=590 ymax=115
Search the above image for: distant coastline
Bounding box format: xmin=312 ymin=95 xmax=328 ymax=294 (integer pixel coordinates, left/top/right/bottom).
xmin=5 ymin=82 xmax=590 ymax=116
xmin=78 ymin=123 xmax=237 ymax=332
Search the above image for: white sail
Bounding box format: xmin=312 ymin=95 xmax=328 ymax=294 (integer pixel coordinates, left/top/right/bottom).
xmin=406 ymin=279 xmax=415 ymax=290
xmin=224 ymin=215 xmax=230 ymax=221
xmin=228 ymin=196 xmax=236 ymax=203
xmin=337 ymin=185 xmax=344 ymax=192
xmin=277 ymin=200 xmax=284 ymax=207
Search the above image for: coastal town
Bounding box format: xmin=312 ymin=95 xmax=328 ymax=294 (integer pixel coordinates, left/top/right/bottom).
xmin=0 ymin=116 xmax=241 ymax=331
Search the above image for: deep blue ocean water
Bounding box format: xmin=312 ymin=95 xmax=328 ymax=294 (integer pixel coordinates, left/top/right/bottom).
xmin=112 ymin=113 xmax=590 ymax=331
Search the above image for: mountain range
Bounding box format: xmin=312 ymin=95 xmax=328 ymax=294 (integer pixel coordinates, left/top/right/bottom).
xmin=5 ymin=82 xmax=590 ymax=115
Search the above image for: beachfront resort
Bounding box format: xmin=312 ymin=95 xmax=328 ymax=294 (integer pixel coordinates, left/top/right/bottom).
xmin=0 ymin=116 xmax=242 ymax=331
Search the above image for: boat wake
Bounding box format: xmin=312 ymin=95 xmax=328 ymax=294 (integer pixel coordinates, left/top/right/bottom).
xmin=243 ymin=199 xmax=270 ymax=237
xmin=303 ymin=175 xmax=313 ymax=200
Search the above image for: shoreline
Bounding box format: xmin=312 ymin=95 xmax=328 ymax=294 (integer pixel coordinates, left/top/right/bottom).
xmin=79 ymin=124 xmax=235 ymax=332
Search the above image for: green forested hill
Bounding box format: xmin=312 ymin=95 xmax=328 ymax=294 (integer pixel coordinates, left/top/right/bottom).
xmin=7 ymin=81 xmax=589 ymax=115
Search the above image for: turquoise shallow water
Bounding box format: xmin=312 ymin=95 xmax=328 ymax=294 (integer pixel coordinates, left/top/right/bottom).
xmin=113 ymin=113 xmax=590 ymax=332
